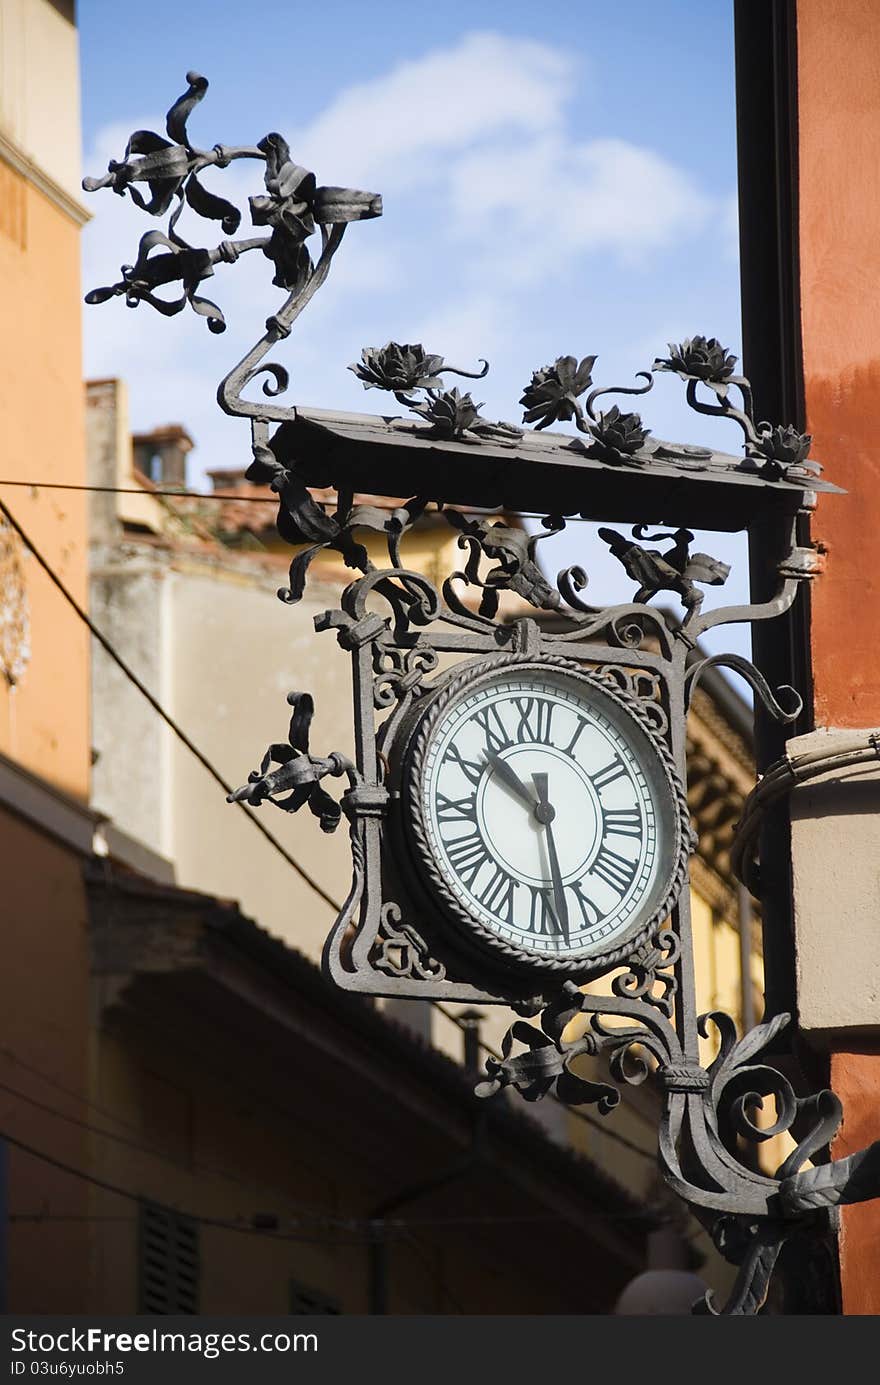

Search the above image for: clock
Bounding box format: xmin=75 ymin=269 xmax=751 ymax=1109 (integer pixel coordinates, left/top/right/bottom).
xmin=400 ymin=655 xmax=690 ymax=974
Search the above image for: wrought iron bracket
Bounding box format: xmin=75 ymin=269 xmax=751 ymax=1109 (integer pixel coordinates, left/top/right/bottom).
xmin=82 ymin=70 xmax=876 ymax=1316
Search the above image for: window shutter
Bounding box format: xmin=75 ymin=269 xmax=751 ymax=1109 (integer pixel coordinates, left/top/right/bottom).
xmin=138 ymin=1200 xmax=200 ymax=1314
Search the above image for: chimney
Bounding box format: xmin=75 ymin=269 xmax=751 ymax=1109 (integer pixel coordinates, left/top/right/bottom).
xmin=132 ymin=424 xmax=194 ymax=489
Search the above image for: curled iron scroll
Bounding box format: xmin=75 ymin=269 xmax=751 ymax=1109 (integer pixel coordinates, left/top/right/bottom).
xmin=685 ymin=652 xmax=802 ymax=723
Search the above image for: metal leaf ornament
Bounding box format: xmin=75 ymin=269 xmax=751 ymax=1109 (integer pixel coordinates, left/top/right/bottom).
xmin=250 ymin=133 xmax=381 ymax=290
xmin=83 ymin=70 xmax=382 ymax=342
xmin=226 ymin=692 xmax=344 ymax=831
xmin=520 ymin=354 xmax=596 ymax=429
xmin=84 ymin=227 xmax=227 ymax=332
xmin=247 ymin=442 xmax=431 ymax=603
xmin=475 ymin=1021 xmax=618 ymax=1110
xmin=444 ymin=511 xmax=562 ymax=615
xmin=83 ymin=72 xmax=241 ymax=231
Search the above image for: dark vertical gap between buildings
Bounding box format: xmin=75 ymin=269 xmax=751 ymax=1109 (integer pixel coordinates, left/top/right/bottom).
xmin=734 ymin=0 xmax=838 ymax=1314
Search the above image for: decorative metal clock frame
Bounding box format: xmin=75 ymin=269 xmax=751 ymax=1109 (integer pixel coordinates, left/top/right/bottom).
xmin=397 ymin=654 xmax=691 ymax=978
xmin=83 ymin=72 xmax=880 ymax=1316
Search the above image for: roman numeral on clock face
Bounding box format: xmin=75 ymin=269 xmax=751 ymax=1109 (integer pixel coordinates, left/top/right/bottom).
xmin=444 ymin=830 xmax=487 ymax=886
xmin=526 ymin=885 xmax=556 ymax=935
xmin=436 ymin=791 xmax=478 ymax=823
xmin=514 ymin=696 xmax=554 ymax=745
xmin=602 ymin=807 xmax=643 ymax=838
xmin=445 ymin=742 xmax=484 ymax=787
xmin=570 ymin=880 xmax=601 ymax=929
xmin=441 ymin=827 xmax=517 ymax=922
xmin=476 ymin=863 xmax=516 ymax=920
xmin=473 ymin=702 xmax=511 ymax=754
xmin=562 ymin=713 xmax=589 ymax=758
xmin=590 ymin=755 xmax=628 ymax=791
xmin=591 ymin=843 xmax=638 ymax=895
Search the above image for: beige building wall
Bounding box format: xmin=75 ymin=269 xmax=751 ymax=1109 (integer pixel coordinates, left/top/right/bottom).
xmin=169 ymin=556 xmax=353 ymax=954
xmin=86 ymin=379 xmax=167 ymax=540
xmin=90 ymin=545 xmax=349 ymax=954
xmin=0 ymin=0 xmax=82 ymax=201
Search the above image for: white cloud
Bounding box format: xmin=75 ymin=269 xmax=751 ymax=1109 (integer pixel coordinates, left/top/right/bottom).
xmin=291 ymin=32 xmax=576 ymax=186
xmin=405 ymin=291 xmax=516 ymax=389
xmin=446 ymin=135 xmax=713 ymax=285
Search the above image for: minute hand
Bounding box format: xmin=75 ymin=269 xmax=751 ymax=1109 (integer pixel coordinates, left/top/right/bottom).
xmin=532 ymin=772 xmax=570 ymax=947
xmin=484 ymin=750 xmax=536 ymax=810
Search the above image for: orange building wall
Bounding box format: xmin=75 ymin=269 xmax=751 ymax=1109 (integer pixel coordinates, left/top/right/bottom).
xmin=796 ymin=0 xmax=880 ymax=1314
xmin=0 ymin=163 xmax=90 ymax=801
xmin=0 ymin=34 xmax=92 ymax=1305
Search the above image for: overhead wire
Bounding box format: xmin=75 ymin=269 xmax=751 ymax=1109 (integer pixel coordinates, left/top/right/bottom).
xmin=0 ymin=476 xmax=592 ymax=524
xmin=0 ymin=1070 xmax=360 ymax=1230
xmin=1 ymin=1126 xmax=663 ymax=1235
xmin=0 ymin=494 xmax=337 ymax=912
xmin=0 ymin=490 xmax=656 ymax=1166
xmin=0 ymin=1129 xmax=366 ymax=1246
xmin=0 ymin=479 xmax=269 ymax=502
xmin=1 ymin=1020 xmax=661 ymax=1238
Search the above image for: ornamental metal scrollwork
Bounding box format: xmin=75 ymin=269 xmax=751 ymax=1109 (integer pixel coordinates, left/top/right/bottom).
xmin=479 ymin=988 xmax=880 ymax=1314
xmin=613 ymin=927 xmax=681 ymax=1018
xmin=227 ymin=690 xmax=358 ymax=831
xmin=474 ymin=1012 xmax=620 ymax=1114
xmin=371 ymin=902 xmax=446 ymax=983
xmin=594 ymin=665 xmax=668 ymax=736
xmin=442 ymin=510 xmax=565 ymax=617
xmin=598 ymin=525 xmax=731 ymax=626
xmin=372 ymin=642 xmax=440 ymax=710
xmin=83 ymin=70 xmax=381 ymax=419
xmin=85 ymin=85 xmax=822 ymax=487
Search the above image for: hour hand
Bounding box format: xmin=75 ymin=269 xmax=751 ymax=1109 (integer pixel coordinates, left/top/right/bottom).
xmin=532 ymin=774 xmax=570 ymax=946
xmin=483 ymin=750 xmax=536 ymax=809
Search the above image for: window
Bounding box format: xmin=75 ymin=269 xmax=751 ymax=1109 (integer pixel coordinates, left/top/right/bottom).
xmin=138 ymin=1201 xmax=200 ymax=1314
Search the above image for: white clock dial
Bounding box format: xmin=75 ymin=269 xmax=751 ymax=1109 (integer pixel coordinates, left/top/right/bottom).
xmin=414 ymin=664 xmax=679 ymax=962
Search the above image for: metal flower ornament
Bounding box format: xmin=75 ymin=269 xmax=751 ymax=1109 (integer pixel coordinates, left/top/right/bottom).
xmin=653 ymin=336 xmax=816 ymax=481
xmin=84 ymin=73 xmax=880 ymax=1317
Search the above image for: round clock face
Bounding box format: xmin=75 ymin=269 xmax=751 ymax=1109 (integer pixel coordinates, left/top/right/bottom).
xmin=405 ymin=659 xmax=686 ymax=970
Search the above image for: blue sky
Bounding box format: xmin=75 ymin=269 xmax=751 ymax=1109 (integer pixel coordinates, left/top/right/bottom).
xmin=79 ymin=0 xmax=753 ymax=653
